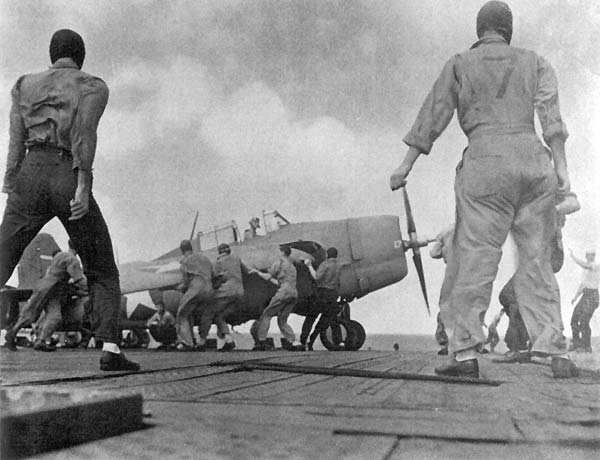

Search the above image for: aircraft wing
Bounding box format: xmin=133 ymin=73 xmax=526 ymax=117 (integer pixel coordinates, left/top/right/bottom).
xmin=119 ymin=259 xmax=183 ymax=295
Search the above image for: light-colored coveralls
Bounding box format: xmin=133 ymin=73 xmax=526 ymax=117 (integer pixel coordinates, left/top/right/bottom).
xmin=11 ymin=250 xmax=87 ymax=339
xmin=405 ymin=33 xmax=569 ymax=355
xmin=255 ymin=256 xmax=298 ymax=343
xmin=176 ymin=253 xmax=214 ymax=347
xmin=209 ymin=253 xmax=249 ymax=339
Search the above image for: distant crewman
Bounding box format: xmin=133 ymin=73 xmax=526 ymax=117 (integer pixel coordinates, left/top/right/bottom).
xmin=569 ymin=249 xmax=600 ymax=353
xmin=147 ymin=302 xmax=177 ymax=349
xmin=175 ymin=240 xmax=214 ymax=351
xmin=0 ymin=29 xmax=138 ymax=371
xmin=390 ymin=2 xmax=577 ymax=378
xmin=244 ymin=217 xmax=261 ymax=240
xmin=301 ymin=247 xmax=342 ymax=351
xmin=490 ymin=276 xmax=531 ymax=362
xmin=208 ymin=243 xmax=251 ymax=351
xmin=4 ymin=240 xmax=87 ymax=351
xmin=250 ymin=246 xmax=303 ymax=351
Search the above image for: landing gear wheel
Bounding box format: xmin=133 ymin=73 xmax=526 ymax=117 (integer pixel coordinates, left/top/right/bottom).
xmin=319 ymin=319 xmax=355 ymax=351
xmin=346 ymin=320 xmax=366 ymax=351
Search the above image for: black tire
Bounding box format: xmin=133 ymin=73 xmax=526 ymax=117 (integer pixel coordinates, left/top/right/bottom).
xmin=319 ymin=319 xmax=355 ymax=351
xmin=346 ymin=320 xmax=366 ymax=351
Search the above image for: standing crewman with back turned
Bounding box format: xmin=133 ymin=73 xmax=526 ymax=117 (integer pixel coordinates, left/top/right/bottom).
xmin=0 ymin=29 xmax=138 ymax=371
xmin=390 ymin=2 xmax=577 ymax=378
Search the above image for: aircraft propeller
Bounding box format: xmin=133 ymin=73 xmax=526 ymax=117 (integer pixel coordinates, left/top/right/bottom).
xmin=401 ymin=185 xmax=431 ymax=316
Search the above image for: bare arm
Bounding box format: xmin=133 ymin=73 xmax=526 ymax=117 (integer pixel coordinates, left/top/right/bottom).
xmin=569 ymin=249 xmax=592 ymax=270
xmin=3 ymin=78 xmax=27 ymax=194
xmin=390 ymin=146 xmax=423 ymax=191
xmin=69 ymin=78 xmax=109 ymax=220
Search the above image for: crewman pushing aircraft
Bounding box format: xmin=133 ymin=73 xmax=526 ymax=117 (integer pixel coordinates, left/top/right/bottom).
xmin=175 ymin=239 xmax=214 ymax=351
xmin=4 ymin=240 xmax=87 ymax=351
xmin=209 ymin=243 xmax=251 ymax=351
xmin=302 ymin=247 xmax=341 ymax=351
xmin=250 ymin=245 xmax=303 ymax=351
xmin=390 ymin=1 xmax=578 ymax=378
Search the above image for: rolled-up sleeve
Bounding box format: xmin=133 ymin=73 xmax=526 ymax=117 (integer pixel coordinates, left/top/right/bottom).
xmin=70 ymin=77 xmax=109 ymax=173
xmin=403 ymin=58 xmax=459 ymax=154
xmin=3 ymin=78 xmax=27 ymax=193
xmin=534 ymin=56 xmax=568 ymax=145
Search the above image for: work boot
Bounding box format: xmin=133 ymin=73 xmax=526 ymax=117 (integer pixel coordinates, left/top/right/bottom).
xmin=434 ymin=359 xmax=479 ymax=378
xmin=100 ymin=351 xmax=140 ymax=371
xmin=194 ymin=344 xmax=207 ymax=352
xmin=289 ymin=344 xmax=305 ymax=351
xmin=551 ymin=357 xmax=579 ymax=379
xmin=2 ymin=329 xmax=17 ymax=351
xmin=33 ymin=339 xmax=57 ymax=352
xmin=280 ymin=338 xmax=293 ymax=350
xmin=583 ymin=346 xmax=593 ymax=353
xmin=218 ymin=342 xmax=236 ymax=352
xmin=492 ymin=351 xmax=531 ymax=364
xmin=252 ymin=340 xmax=274 ymax=351
xmin=175 ymin=343 xmax=195 ymax=352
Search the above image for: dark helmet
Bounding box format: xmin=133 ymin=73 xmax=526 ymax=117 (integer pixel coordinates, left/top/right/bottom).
xmin=476 ymin=1 xmax=513 ymax=44
xmin=179 ymin=239 xmax=193 ymax=253
xmin=326 ymin=247 xmax=338 ymax=259
xmin=49 ymin=29 xmax=86 ymax=68
xmin=280 ymin=245 xmax=292 ymax=257
xmin=218 ymin=243 xmax=231 ymax=254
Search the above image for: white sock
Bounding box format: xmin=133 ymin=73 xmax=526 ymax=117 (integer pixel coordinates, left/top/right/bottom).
xmin=224 ymin=334 xmax=234 ymax=343
xmin=455 ymin=348 xmax=477 ymax=362
xmin=102 ymin=342 xmax=121 ymax=354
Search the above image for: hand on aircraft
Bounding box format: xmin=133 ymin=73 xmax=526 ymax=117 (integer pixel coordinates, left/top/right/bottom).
xmin=69 ymin=188 xmax=90 ymax=221
xmin=304 ymin=259 xmax=312 ymax=266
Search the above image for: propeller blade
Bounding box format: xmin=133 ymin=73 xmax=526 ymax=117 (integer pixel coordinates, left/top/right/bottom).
xmin=412 ymin=249 xmax=431 ymax=316
xmin=403 ymin=186 xmax=416 ymax=234
xmin=402 ymin=185 xmax=430 ymax=316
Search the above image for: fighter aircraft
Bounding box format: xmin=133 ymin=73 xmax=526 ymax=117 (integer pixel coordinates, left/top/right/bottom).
xmin=119 ymin=186 xmax=432 ymax=350
xmin=0 ymin=187 xmax=431 ymax=351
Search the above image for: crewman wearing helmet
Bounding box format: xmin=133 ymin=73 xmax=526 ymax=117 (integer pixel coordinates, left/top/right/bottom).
xmin=390 ymin=2 xmax=577 ymax=378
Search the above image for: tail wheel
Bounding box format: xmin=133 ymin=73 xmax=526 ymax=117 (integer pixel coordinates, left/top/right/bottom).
xmin=346 ymin=320 xmax=366 ymax=351
xmin=319 ymin=319 xmax=355 ymax=351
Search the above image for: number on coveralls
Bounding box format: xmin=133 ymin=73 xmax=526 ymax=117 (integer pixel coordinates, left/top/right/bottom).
xmin=483 ymin=54 xmax=517 ymax=99
xmin=496 ymin=66 xmax=514 ymax=98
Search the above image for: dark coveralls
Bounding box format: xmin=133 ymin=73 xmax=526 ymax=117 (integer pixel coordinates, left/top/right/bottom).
xmin=300 ymin=258 xmax=341 ymax=346
xmin=498 ymin=276 xmax=530 ymax=352
xmin=0 ymin=58 xmax=122 ymax=344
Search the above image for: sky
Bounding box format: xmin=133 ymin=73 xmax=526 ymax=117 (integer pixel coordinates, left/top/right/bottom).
xmin=0 ymin=0 xmax=599 ymax=336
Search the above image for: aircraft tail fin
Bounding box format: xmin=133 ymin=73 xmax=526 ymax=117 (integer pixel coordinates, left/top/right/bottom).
xmin=17 ymin=233 xmax=61 ymax=289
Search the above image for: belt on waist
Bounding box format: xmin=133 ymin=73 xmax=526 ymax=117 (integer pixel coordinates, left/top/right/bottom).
xmin=27 ymin=144 xmax=73 ymax=160
xmin=468 ymin=124 xmax=535 ymax=140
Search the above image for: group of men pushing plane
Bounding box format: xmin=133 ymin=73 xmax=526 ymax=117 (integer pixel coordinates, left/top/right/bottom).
xmin=0 ymin=1 xmax=597 ymax=375
xmin=154 ymin=238 xmax=341 ymax=352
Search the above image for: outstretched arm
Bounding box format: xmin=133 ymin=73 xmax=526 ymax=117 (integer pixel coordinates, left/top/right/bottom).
xmin=569 ymin=249 xmax=592 ymax=269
